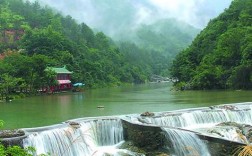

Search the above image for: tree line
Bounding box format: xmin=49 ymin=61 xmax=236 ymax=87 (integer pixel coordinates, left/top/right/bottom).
xmin=171 ymin=0 xmax=252 ymax=90
xmin=0 ymin=0 xmax=171 ymax=99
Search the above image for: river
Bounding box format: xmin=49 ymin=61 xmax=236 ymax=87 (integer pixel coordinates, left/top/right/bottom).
xmin=0 ymin=83 xmax=251 ymax=129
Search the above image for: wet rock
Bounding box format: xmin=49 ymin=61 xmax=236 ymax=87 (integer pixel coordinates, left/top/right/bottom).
xmin=119 ymin=141 xmax=170 ymax=156
xmin=122 ymin=120 xmax=170 ymax=155
xmin=207 ymin=142 xmax=234 ymax=156
xmin=68 ymin=121 xmax=80 ymax=129
xmin=0 ymin=129 xmax=26 ymax=148
xmin=209 ymin=106 xmax=216 ymax=109
xmin=216 ymin=122 xmax=252 ymax=144
xmin=0 ymin=129 xmax=25 ymax=138
xmin=119 ymin=141 xmax=146 ymax=155
xmin=207 ymin=129 xmax=225 ymax=137
xmin=217 ymin=105 xmax=238 ymax=110
xmin=246 ymin=131 xmax=252 ymax=142
xmin=146 ymin=152 xmax=170 ymax=156
xmin=217 ymin=122 xmax=243 ymax=129
xmin=140 ymin=112 xmax=154 ymax=117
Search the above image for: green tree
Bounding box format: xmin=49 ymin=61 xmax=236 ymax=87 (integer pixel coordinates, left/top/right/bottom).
xmin=228 ymin=64 xmax=252 ymax=89
xmin=29 ymin=55 xmax=53 ymax=92
xmin=43 ymin=68 xmax=58 ymax=91
xmin=0 ymin=73 xmax=23 ymax=101
xmin=21 ymin=26 xmax=73 ymax=56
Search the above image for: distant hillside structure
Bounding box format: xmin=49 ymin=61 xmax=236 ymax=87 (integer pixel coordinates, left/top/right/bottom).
xmin=47 ymin=66 xmax=72 ymax=92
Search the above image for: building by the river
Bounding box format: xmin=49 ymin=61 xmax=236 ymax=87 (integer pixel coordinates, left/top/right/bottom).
xmin=46 ymin=66 xmax=72 ymax=92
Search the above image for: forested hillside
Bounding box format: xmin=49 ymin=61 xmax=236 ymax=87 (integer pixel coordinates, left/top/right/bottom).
xmin=115 ymin=19 xmax=199 ymax=67
xmin=116 ymin=19 xmax=199 ymax=77
xmin=128 ymin=19 xmax=199 ymax=58
xmin=0 ymin=0 xmax=172 ymax=95
xmin=171 ymin=0 xmax=252 ymax=90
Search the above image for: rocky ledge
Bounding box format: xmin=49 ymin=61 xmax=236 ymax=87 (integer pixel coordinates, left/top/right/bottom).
xmin=216 ymin=122 xmax=252 ymax=143
xmin=119 ymin=141 xmax=170 ymax=156
xmin=121 ymin=119 xmax=170 ymax=155
xmin=0 ymin=129 xmax=26 ymax=148
xmin=0 ymin=130 xmax=25 ymax=138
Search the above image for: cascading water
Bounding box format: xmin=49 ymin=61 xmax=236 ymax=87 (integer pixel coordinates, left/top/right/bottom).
xmin=22 ymin=118 xmax=134 ymax=156
xmin=141 ymin=104 xmax=252 ymax=129
xmin=129 ymin=103 xmax=252 ymax=146
xmin=80 ymin=119 xmax=124 ymax=146
xmin=197 ymin=126 xmax=249 ymax=144
xmin=23 ymin=126 xmax=95 ymax=156
xmin=164 ymin=128 xmax=210 ymax=156
xmin=20 ymin=103 xmax=252 ymax=156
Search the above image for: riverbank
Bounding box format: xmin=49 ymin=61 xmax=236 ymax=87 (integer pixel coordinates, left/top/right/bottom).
xmin=0 ymin=82 xmax=135 ymax=103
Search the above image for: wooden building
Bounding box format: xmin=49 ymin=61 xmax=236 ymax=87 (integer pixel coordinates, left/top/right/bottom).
xmin=46 ymin=66 xmax=73 ymax=92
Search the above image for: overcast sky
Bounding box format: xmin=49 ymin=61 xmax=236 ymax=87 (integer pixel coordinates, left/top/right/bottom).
xmin=29 ymin=0 xmax=232 ymax=37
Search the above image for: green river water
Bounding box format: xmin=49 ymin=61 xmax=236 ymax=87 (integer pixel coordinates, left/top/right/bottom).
xmin=0 ymin=83 xmax=251 ymax=129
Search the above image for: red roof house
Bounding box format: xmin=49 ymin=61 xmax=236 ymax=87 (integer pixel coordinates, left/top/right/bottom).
xmin=46 ymin=66 xmax=73 ymax=92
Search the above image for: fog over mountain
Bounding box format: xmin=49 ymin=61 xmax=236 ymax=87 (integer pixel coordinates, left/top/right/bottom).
xmin=28 ymin=0 xmax=232 ymax=39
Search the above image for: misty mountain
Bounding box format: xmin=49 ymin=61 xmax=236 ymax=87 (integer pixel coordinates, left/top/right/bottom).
xmin=30 ymin=0 xmax=232 ymax=34
xmin=127 ymin=18 xmax=200 ymax=58
xmin=26 ymin=0 xmax=231 ymax=69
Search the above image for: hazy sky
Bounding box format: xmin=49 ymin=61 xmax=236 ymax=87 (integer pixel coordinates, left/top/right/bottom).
xmin=29 ymin=0 xmax=232 ymax=37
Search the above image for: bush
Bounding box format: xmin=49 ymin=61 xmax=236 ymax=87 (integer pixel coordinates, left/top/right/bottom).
xmin=19 ymin=93 xmax=26 ymax=98
xmin=173 ymin=81 xmax=189 ymax=91
xmin=0 ymin=145 xmax=35 ymax=156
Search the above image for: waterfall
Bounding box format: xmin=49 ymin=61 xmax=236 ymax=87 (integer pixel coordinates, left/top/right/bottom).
xmin=197 ymin=126 xmax=249 ymax=144
xmin=130 ymin=103 xmax=252 ymax=145
xmin=80 ymin=119 xmax=124 ymax=146
xmin=23 ymin=118 xmax=126 ymax=156
xmin=164 ymin=128 xmax=210 ymax=156
xmin=20 ymin=103 xmax=252 ymax=156
xmin=144 ymin=107 xmax=252 ymax=129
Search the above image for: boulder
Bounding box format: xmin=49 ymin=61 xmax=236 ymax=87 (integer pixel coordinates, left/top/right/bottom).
xmin=140 ymin=112 xmax=154 ymax=117
xmin=68 ymin=121 xmax=80 ymax=129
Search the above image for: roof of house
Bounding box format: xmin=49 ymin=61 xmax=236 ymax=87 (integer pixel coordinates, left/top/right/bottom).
xmin=46 ymin=66 xmax=72 ymax=74
xmin=58 ymin=80 xmax=71 ymax=84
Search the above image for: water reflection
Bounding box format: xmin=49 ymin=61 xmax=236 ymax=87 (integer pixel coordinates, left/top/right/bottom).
xmin=1 ymin=83 xmax=252 ymax=129
xmin=73 ymin=93 xmax=85 ymax=101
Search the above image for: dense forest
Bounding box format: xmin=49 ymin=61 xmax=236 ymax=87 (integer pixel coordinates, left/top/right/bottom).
xmin=171 ymin=0 xmax=252 ymax=90
xmin=0 ymin=0 xmax=183 ymax=98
